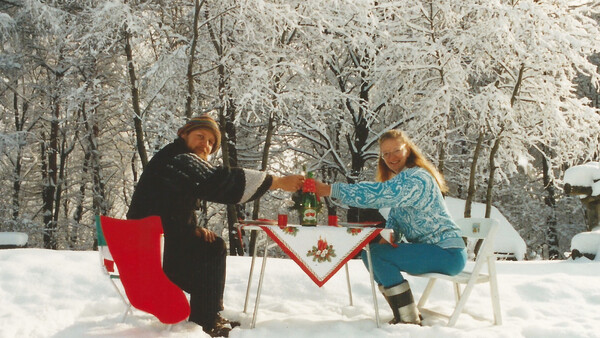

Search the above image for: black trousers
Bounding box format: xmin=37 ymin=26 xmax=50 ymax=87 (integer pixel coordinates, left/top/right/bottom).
xmin=164 ymin=235 xmax=227 ymax=329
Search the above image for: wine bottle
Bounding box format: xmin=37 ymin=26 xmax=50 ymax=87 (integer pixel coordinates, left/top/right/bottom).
xmin=300 ymin=171 xmax=319 ymax=226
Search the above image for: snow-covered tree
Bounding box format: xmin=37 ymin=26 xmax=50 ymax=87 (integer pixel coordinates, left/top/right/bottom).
xmin=1 ymin=0 xmax=599 ymax=257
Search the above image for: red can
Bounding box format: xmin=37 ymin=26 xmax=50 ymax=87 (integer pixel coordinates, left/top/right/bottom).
xmin=278 ymin=214 xmax=288 ymax=227
xmin=328 ymin=215 xmax=338 ymax=226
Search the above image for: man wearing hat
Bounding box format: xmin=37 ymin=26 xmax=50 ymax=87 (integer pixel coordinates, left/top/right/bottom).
xmin=127 ymin=114 xmax=303 ymax=336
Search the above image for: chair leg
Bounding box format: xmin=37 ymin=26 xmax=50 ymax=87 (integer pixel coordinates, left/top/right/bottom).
xmin=251 ymin=240 xmax=270 ymax=329
xmin=453 ymin=282 xmax=461 ymax=304
xmin=121 ymin=304 xmax=133 ymax=322
xmin=488 ymin=258 xmax=502 ymax=325
xmin=447 ymin=279 xmax=478 ymax=327
xmin=365 ymin=244 xmax=380 ymax=327
xmin=107 ymin=277 xmax=132 ymax=322
xmin=417 ymin=278 xmax=436 ymax=309
xmin=345 ymin=263 xmax=353 ymax=306
xmin=243 ymin=234 xmax=259 ymax=314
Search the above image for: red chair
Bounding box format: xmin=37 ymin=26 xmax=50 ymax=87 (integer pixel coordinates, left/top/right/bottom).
xmin=98 ymin=215 xmax=190 ymax=324
xmin=95 ymin=216 xmax=129 ymax=320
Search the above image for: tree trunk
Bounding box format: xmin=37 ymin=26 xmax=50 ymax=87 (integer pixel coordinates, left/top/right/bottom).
xmin=540 ymin=145 xmax=559 ymax=259
xmin=464 ymin=131 xmax=484 ymax=218
xmin=41 ymin=139 xmax=51 ymax=247
xmin=11 ymin=80 xmax=26 ymax=224
xmin=185 ymin=0 xmax=203 ymax=119
xmin=80 ymin=106 xmax=108 ymax=249
xmin=438 ymin=140 xmax=446 ymax=178
xmin=345 ymin=104 xmax=368 ymax=222
xmin=326 ymin=50 xmax=370 ymax=185
xmin=219 ymin=101 xmax=244 ymax=255
xmin=485 ymin=136 xmax=502 ymax=218
xmin=52 ymin=135 xmax=68 ymax=245
xmin=249 ymin=113 xmax=276 ymax=254
xmin=347 ymin=72 xmax=369 ymax=182
xmin=249 ymin=27 xmax=298 ymax=254
xmin=511 ymin=64 xmax=525 ymax=107
xmin=343 ymin=51 xmax=371 ymax=221
xmin=42 ymin=99 xmax=59 ymax=249
xmin=206 ymin=11 xmax=243 ymax=255
xmin=472 ymin=134 xmax=503 ymax=257
xmin=73 ymin=149 xmax=90 ymax=248
xmin=91 ymin=120 xmax=108 ymax=217
xmin=124 ymin=27 xmax=148 ymax=168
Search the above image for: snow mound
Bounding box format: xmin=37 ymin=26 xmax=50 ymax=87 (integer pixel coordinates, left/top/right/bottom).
xmin=0 ymin=232 xmax=28 ymax=246
xmin=564 ymin=162 xmax=600 ymax=197
xmin=570 ymin=228 xmax=600 ymax=259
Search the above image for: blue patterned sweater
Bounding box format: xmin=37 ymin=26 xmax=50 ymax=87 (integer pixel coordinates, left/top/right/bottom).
xmin=331 ymin=167 xmax=465 ymax=249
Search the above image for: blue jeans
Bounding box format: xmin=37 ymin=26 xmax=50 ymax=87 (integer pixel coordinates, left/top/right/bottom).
xmin=361 ymin=242 xmax=467 ymax=288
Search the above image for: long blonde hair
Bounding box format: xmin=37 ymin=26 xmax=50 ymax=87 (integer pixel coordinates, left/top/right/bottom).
xmin=375 ymin=130 xmax=448 ymax=193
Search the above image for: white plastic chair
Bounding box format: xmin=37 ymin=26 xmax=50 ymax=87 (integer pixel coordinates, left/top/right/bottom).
xmin=413 ymin=217 xmax=502 ymax=326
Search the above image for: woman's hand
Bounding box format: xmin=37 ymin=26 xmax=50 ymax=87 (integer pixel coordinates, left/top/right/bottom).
xmin=315 ymin=180 xmax=332 ymax=197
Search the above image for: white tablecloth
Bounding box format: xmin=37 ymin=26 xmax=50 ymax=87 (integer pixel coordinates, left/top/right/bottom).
xmin=251 ymin=225 xmax=387 ymax=287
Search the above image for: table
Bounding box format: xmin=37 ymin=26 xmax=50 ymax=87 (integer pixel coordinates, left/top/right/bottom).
xmin=238 ymin=223 xmax=394 ymax=328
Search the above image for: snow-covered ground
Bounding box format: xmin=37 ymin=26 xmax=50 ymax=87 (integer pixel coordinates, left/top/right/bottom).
xmin=1 ymin=248 xmax=599 ymax=338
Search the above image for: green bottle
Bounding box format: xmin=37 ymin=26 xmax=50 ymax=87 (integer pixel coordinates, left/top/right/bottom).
xmin=301 ymin=171 xmax=319 ymax=226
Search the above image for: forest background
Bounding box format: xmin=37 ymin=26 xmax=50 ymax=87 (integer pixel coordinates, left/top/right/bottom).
xmin=1 ymin=0 xmax=599 ymax=260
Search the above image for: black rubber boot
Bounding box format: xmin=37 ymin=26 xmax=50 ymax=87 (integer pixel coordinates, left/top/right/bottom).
xmin=382 ymin=281 xmax=421 ymax=325
xmin=378 ymin=284 xmax=400 ymax=325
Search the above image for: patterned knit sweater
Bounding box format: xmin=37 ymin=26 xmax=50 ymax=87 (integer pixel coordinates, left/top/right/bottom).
xmin=331 ymin=167 xmax=464 ymax=249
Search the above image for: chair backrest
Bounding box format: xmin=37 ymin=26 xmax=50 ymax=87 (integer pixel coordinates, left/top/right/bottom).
xmin=455 ymin=217 xmax=500 ymax=260
xmin=95 ymin=215 xmax=107 ymax=247
xmin=95 ymin=215 xmax=116 ymax=274
xmin=99 ymin=215 xmax=190 ymax=324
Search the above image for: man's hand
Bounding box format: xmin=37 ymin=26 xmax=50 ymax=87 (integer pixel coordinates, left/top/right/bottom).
xmin=195 ymin=227 xmax=217 ymax=243
xmin=270 ymin=175 xmax=305 ymax=192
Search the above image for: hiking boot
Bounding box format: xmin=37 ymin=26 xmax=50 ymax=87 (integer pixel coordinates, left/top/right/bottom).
xmin=203 ymin=324 xmax=231 ymax=337
xmin=202 ymin=314 xmax=240 ymax=337
xmin=216 ymin=314 xmax=240 ymax=328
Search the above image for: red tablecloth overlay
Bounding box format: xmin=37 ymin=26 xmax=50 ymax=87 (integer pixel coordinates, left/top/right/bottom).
xmin=243 ymin=224 xmax=384 ymax=287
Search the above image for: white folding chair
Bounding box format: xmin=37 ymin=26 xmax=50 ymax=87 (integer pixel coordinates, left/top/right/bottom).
xmin=413 ymin=217 xmax=502 ymax=326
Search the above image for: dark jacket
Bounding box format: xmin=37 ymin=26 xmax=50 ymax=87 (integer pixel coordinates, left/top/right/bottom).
xmin=127 ymin=137 xmax=272 ymax=276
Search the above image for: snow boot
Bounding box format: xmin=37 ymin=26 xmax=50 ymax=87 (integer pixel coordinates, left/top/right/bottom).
xmin=378 ymin=284 xmax=400 ymax=325
xmin=382 ymin=281 xmax=421 ymax=325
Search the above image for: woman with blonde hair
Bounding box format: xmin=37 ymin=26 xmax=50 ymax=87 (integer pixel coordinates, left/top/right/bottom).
xmin=316 ymin=130 xmax=466 ymax=325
